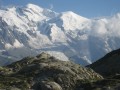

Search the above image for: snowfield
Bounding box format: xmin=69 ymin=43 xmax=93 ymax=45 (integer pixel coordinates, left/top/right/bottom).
xmin=0 ymin=4 xmax=120 ymax=65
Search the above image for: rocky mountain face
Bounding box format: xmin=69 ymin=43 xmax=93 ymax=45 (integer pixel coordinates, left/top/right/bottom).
xmin=88 ymin=48 xmax=120 ymax=77
xmin=0 ymin=53 xmax=102 ymax=90
xmin=0 ymin=4 xmax=120 ymax=65
xmin=86 ymin=49 xmax=120 ymax=90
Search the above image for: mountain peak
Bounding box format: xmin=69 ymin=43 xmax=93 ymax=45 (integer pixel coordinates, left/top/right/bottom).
xmin=61 ymin=11 xmax=88 ymax=20
xmin=62 ymin=11 xmax=77 ymax=15
xmin=0 ymin=3 xmax=120 ymax=66
xmin=57 ymin=11 xmax=89 ymax=30
xmin=26 ymin=3 xmax=43 ymax=12
xmin=7 ymin=6 xmax=16 ymax=12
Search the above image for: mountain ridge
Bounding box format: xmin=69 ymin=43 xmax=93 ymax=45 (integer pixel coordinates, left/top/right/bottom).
xmin=88 ymin=48 xmax=120 ymax=77
xmin=0 ymin=3 xmax=120 ymax=65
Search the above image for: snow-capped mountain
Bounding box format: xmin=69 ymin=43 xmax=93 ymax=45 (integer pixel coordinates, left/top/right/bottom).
xmin=0 ymin=4 xmax=120 ymax=66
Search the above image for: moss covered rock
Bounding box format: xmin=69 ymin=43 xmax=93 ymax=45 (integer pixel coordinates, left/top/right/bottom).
xmin=0 ymin=52 xmax=103 ymax=90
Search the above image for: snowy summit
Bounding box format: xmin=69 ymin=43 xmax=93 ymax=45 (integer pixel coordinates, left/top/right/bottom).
xmin=0 ymin=4 xmax=120 ymax=65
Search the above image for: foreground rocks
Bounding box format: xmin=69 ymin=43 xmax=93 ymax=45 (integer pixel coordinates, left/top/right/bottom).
xmin=0 ymin=52 xmax=102 ymax=90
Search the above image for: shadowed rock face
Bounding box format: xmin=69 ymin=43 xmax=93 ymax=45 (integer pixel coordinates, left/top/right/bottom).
xmin=88 ymin=49 xmax=120 ymax=77
xmin=85 ymin=49 xmax=120 ymax=90
xmin=0 ymin=52 xmax=102 ymax=90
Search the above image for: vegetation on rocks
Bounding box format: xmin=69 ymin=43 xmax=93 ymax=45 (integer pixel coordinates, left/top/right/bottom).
xmin=0 ymin=52 xmax=102 ymax=90
xmin=1 ymin=49 xmax=120 ymax=90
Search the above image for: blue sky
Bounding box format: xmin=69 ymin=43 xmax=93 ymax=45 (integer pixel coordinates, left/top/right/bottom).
xmin=0 ymin=0 xmax=120 ymax=18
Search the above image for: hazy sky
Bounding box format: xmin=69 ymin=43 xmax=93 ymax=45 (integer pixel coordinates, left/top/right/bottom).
xmin=0 ymin=0 xmax=120 ymax=18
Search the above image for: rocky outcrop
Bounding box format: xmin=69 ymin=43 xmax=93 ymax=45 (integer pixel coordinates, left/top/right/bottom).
xmin=88 ymin=49 xmax=120 ymax=77
xmin=86 ymin=49 xmax=120 ymax=90
xmin=0 ymin=52 xmax=102 ymax=90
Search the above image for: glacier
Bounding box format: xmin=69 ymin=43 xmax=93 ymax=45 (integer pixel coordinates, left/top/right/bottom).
xmin=0 ymin=4 xmax=120 ymax=66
